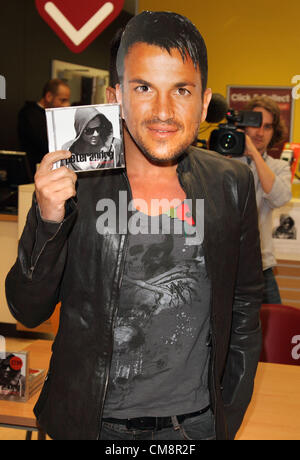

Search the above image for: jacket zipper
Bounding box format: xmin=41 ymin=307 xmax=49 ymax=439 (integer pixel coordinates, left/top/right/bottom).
xmin=201 ymin=208 xmax=218 ymax=439
xmin=190 ymin=163 xmax=219 ymax=439
xmin=97 ymin=233 xmax=129 ymax=440
xmin=29 ymin=197 xmax=79 ymax=280
xmin=97 ymin=171 xmax=132 ymax=439
xmin=29 ymin=220 xmax=64 ymax=280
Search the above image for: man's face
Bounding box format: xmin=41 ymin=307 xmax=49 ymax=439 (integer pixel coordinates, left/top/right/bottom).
xmin=82 ymin=118 xmax=101 ymax=146
xmin=116 ymin=43 xmax=211 ymax=163
xmin=47 ymin=84 xmax=70 ymax=108
xmin=246 ymin=107 xmax=274 ymax=154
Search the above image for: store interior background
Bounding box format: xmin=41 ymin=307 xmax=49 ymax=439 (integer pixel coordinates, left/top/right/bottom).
xmin=0 ymin=0 xmax=136 ymax=150
xmin=1 ymin=0 xmax=300 ymax=150
xmin=0 ymin=0 xmax=300 ymax=440
xmin=139 ymin=0 xmax=300 ymax=143
xmin=0 ymin=2 xmax=299 ymax=321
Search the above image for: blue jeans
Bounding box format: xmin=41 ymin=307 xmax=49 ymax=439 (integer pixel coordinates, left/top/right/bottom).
xmin=262 ymin=268 xmax=282 ymax=304
xmin=100 ymin=409 xmax=216 ymax=440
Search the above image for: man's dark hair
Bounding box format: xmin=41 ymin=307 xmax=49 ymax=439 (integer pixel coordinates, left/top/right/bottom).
xmin=116 ymin=11 xmax=208 ymax=94
xmin=42 ymin=78 xmax=69 ymax=97
xmin=109 ymin=27 xmax=124 ymax=88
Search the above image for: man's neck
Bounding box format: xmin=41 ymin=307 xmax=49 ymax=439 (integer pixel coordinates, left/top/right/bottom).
xmin=123 ymin=126 xmax=186 ymax=215
xmin=124 ymin=127 xmax=179 ymax=181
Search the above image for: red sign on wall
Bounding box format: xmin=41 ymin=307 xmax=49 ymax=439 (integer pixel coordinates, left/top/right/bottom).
xmin=35 ymin=0 xmax=124 ymax=53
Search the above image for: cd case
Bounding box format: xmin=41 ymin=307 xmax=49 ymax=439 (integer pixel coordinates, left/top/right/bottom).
xmin=0 ymin=351 xmax=45 ymax=402
xmin=46 ymin=103 xmax=125 ymax=172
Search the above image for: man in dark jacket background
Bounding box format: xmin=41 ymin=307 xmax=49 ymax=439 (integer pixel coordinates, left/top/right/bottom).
xmin=18 ymin=78 xmax=70 ymax=174
xmin=6 ymin=11 xmax=263 ymax=440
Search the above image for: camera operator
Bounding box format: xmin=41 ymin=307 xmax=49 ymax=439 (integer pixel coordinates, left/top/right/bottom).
xmin=242 ymin=96 xmax=292 ymax=304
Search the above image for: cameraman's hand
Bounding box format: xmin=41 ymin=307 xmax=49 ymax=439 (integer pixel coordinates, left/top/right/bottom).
xmin=35 ymin=151 xmax=77 ymax=223
xmin=244 ymin=134 xmax=275 ymax=193
xmin=244 ymin=133 xmax=260 ymax=160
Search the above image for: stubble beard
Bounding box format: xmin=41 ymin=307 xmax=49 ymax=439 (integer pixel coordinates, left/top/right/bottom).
xmin=125 ymin=121 xmax=200 ymax=165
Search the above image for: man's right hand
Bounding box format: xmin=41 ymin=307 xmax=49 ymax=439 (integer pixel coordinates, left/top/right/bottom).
xmin=35 ymin=151 xmax=77 ymax=223
xmin=244 ymin=133 xmax=261 ymax=160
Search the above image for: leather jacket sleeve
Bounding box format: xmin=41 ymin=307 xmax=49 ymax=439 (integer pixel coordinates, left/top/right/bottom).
xmin=5 ymin=196 xmax=78 ymax=328
xmin=221 ymin=169 xmax=264 ymax=439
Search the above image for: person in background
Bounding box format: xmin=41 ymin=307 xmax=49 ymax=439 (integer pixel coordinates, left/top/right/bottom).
xmin=18 ymin=78 xmax=70 ymax=174
xmin=243 ymin=96 xmax=292 ymax=304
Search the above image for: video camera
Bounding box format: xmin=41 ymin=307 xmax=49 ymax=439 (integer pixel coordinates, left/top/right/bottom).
xmin=209 ymin=109 xmax=262 ymax=157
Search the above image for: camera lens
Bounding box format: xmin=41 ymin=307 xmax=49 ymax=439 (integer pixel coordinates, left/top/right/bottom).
xmin=220 ymin=133 xmax=236 ymax=150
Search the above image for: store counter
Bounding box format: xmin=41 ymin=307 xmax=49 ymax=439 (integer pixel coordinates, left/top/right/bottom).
xmin=0 ymin=184 xmax=35 ymax=324
xmin=0 ymin=214 xmax=18 ymax=222
xmin=1 ymin=340 xmax=299 ymax=440
xmin=0 ymin=183 xmax=59 ymax=333
xmin=0 ymin=212 xmax=19 ymax=323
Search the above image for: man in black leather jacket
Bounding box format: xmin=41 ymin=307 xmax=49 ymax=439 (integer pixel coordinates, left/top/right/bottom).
xmin=5 ymin=11 xmax=263 ymax=440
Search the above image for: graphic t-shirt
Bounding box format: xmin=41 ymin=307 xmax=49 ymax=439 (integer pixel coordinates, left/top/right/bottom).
xmin=103 ymin=208 xmax=211 ymax=418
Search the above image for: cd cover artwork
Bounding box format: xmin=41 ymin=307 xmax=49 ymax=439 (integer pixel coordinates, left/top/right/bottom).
xmin=0 ymin=351 xmax=28 ymax=401
xmin=0 ymin=351 xmax=45 ymax=402
xmin=46 ymin=104 xmax=125 ymax=172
